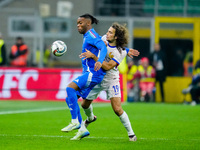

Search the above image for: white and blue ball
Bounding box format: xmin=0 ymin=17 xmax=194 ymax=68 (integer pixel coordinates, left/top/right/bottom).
xmin=51 ymin=40 xmax=67 ymax=57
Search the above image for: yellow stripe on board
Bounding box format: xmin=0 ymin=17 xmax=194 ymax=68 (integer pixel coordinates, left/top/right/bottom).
xmin=134 ymin=28 xmax=193 ymax=39
xmin=122 ymin=74 xmax=127 ymax=102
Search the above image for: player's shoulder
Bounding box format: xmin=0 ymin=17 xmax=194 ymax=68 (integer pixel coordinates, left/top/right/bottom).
xmin=87 ymin=29 xmax=100 ymax=39
xmin=112 ymin=47 xmax=127 ymax=56
xmin=122 ymin=48 xmax=127 ymax=55
xmin=111 ymin=48 xmax=126 ymax=61
xmin=101 ymin=35 xmax=107 ymax=41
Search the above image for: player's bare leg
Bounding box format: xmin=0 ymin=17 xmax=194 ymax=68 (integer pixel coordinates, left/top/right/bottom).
xmin=110 ymin=97 xmax=137 ymax=141
xmin=81 ymin=99 xmax=97 ymax=127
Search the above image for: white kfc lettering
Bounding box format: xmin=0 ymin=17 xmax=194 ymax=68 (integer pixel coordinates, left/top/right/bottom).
xmin=0 ymin=70 xmax=21 ymax=98
xmin=19 ymin=70 xmax=39 ymax=99
xmin=0 ymin=69 xmax=39 ymax=99
xmin=56 ymin=71 xmax=81 ymax=99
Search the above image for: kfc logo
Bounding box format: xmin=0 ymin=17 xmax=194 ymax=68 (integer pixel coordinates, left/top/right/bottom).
xmin=0 ymin=69 xmax=38 ymax=99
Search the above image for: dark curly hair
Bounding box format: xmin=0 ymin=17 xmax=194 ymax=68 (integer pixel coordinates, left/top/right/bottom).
xmin=111 ymin=22 xmax=129 ymax=53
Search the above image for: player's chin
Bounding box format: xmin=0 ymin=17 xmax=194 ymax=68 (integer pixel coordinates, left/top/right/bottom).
xmin=78 ymin=29 xmax=83 ymax=34
xmin=107 ymin=40 xmax=112 ymax=43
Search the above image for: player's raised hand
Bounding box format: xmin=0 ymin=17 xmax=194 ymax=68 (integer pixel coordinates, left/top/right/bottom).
xmin=128 ymin=49 xmax=140 ymax=58
xmin=94 ymin=62 xmax=102 ymax=71
xmin=79 ymin=49 xmax=94 ymax=60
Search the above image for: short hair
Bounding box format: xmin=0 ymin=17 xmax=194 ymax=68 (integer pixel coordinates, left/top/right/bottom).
xmin=16 ymin=36 xmax=23 ymax=41
xmin=79 ymin=14 xmax=99 ymax=24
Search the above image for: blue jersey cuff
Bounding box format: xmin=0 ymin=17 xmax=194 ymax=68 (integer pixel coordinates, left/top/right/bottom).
xmin=125 ymin=47 xmax=129 ymax=53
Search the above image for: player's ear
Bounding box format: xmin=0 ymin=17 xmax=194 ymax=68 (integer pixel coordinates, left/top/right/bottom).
xmin=115 ymin=36 xmax=117 ymax=40
xmin=87 ymin=22 xmax=90 ymax=26
xmin=86 ymin=18 xmax=91 ymax=26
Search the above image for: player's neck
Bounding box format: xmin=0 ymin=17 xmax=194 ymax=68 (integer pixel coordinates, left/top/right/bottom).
xmin=108 ymin=41 xmax=116 ymax=47
xmin=84 ymin=26 xmax=92 ymax=34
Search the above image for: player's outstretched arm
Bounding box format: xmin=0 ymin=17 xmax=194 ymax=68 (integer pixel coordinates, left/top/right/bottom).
xmin=79 ymin=49 xmax=117 ymax=71
xmin=126 ymin=48 xmax=140 ymax=58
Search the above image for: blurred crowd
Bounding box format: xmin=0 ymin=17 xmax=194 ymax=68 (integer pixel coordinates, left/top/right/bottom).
xmin=0 ymin=32 xmax=52 ymax=68
xmin=182 ymin=59 xmax=200 ymax=106
xmin=0 ymin=32 xmax=199 ymax=104
xmin=120 ymin=43 xmax=200 ymax=104
xmin=119 ymin=43 xmax=167 ymax=103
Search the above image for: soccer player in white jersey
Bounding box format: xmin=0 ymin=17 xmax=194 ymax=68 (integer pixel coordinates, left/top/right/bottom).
xmin=79 ymin=22 xmax=140 ymax=141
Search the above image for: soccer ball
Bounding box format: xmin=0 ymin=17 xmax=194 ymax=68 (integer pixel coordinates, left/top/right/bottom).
xmin=51 ymin=40 xmax=67 ymax=57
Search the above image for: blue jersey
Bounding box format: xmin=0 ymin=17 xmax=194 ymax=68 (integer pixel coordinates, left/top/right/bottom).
xmin=81 ymin=28 xmax=107 ymax=75
xmin=73 ymin=28 xmax=107 ymax=98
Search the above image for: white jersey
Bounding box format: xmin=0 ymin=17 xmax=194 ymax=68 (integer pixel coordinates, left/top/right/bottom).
xmin=101 ymin=35 xmax=127 ymax=81
xmin=103 ymin=44 xmax=127 ymax=80
xmin=86 ymin=35 xmax=127 ymax=100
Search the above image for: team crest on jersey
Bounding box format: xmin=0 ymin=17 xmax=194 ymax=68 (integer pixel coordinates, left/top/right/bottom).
xmin=109 ymin=52 xmax=114 ymax=58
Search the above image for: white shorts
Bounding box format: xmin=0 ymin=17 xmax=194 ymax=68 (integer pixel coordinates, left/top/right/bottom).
xmin=86 ymin=78 xmax=121 ymax=100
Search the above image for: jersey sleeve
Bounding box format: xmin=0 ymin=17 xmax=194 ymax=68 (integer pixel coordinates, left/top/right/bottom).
xmin=125 ymin=47 xmax=129 ymax=53
xmin=111 ymin=50 xmax=127 ymax=65
xmin=87 ymin=35 xmax=107 ymax=64
xmin=101 ymin=34 xmax=107 ymax=41
xmin=101 ymin=34 xmax=108 ymax=46
xmin=95 ymin=40 xmax=107 ymax=64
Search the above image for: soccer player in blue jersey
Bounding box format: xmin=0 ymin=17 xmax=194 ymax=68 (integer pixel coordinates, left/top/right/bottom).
xmin=61 ymin=14 xmax=107 ymax=140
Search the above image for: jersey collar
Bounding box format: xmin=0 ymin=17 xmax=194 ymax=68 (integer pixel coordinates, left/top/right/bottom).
xmin=108 ymin=43 xmax=116 ymax=48
xmin=84 ymin=28 xmax=94 ymax=37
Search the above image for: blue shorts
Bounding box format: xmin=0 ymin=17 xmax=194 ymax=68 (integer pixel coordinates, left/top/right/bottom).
xmin=73 ymin=71 xmax=104 ymax=99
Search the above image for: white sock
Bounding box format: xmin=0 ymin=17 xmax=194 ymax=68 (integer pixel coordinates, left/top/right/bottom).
xmin=79 ymin=120 xmax=87 ymax=131
xmin=71 ymin=117 xmax=79 ymax=124
xmin=119 ymin=111 xmax=135 ymax=136
xmin=83 ymin=105 xmax=94 ymax=121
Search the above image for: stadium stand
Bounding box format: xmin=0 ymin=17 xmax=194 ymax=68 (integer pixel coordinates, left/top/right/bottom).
xmin=96 ymin=0 xmax=200 ymax=16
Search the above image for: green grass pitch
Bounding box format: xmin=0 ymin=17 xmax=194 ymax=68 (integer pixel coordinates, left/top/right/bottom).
xmin=0 ymin=100 xmax=200 ymax=150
